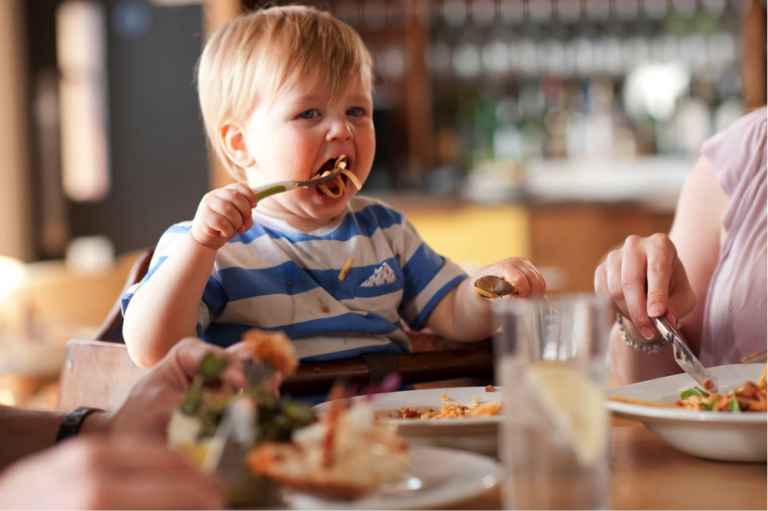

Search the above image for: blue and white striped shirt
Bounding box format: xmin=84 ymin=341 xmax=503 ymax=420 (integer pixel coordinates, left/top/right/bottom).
xmin=121 ymin=197 xmax=467 ymax=361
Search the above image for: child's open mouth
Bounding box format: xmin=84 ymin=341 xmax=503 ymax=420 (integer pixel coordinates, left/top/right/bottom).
xmin=313 ymin=155 xmax=362 ymax=200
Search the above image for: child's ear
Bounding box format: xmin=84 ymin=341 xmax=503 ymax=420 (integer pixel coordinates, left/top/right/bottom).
xmin=220 ymin=124 xmax=256 ymax=168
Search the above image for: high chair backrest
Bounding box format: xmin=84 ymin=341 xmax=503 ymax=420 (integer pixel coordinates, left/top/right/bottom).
xmin=93 ymin=248 xmax=154 ymax=343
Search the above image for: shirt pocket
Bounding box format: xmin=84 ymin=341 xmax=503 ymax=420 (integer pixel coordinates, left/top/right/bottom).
xmin=354 ymin=277 xmax=405 ymax=298
xmin=349 ymin=277 xmax=405 ymax=321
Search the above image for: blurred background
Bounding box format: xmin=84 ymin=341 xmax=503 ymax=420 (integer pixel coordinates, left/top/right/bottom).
xmin=0 ymin=0 xmax=765 ymax=408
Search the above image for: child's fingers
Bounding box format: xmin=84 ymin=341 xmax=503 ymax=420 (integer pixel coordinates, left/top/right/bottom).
xmin=207 ymin=211 xmax=236 ymax=238
xmin=220 ymin=187 xmax=255 ymax=220
xmin=228 ymin=183 xmax=257 ymax=208
xmin=510 ymin=261 xmax=542 ymax=297
xmin=239 ymin=216 xmax=254 ymax=234
xmin=503 ymin=267 xmax=531 ymax=297
xmin=207 ymin=197 xmax=245 ymax=232
xmin=519 ymin=258 xmax=546 ymax=297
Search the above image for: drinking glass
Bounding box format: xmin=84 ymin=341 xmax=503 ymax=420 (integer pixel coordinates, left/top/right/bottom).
xmin=494 ymin=295 xmax=611 ymax=510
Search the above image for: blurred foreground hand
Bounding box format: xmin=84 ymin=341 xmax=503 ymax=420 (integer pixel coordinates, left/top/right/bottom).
xmin=0 ymin=437 xmax=224 ymax=510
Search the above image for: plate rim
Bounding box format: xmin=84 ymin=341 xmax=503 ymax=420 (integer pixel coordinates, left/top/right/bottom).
xmin=287 ymin=445 xmax=499 ymax=510
xmin=605 ymin=363 xmax=767 ymax=424
xmin=312 ymin=387 xmax=503 ymax=428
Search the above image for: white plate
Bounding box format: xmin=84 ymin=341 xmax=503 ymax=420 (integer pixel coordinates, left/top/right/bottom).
xmin=287 ymin=446 xmax=499 ymax=510
xmin=606 ymin=364 xmax=767 ymax=462
xmin=314 ymin=387 xmax=502 ymax=456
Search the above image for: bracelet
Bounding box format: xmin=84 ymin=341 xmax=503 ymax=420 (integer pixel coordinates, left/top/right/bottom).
xmin=56 ymin=407 xmax=103 ymax=444
xmin=616 ymin=313 xmax=668 ymax=355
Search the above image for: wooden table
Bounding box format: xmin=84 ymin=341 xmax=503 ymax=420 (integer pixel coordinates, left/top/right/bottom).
xmin=448 ymin=422 xmax=767 ymax=510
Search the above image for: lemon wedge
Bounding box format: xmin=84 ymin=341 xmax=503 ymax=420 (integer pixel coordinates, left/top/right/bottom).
xmin=524 ymin=362 xmax=608 ymax=467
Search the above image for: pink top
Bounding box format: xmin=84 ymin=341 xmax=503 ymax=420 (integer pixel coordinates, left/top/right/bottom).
xmin=700 ymin=107 xmax=767 ymax=365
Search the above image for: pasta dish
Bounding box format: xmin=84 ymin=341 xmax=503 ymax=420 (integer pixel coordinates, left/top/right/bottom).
xmin=393 ymin=387 xmax=502 ymax=420
xmin=610 ymin=364 xmax=767 ymax=412
xmin=676 ymin=365 xmax=766 ymax=412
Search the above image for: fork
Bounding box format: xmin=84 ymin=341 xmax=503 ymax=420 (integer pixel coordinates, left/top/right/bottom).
xmin=250 ymin=166 xmax=343 ymax=202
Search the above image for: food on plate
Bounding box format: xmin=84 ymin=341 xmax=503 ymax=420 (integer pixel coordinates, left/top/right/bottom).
xmin=249 ymin=392 xmax=410 ymax=500
xmin=473 ymin=275 xmax=517 ymax=299
xmin=676 ymin=365 xmax=766 ymax=412
xmin=440 ymin=394 xmax=451 ymax=401
xmin=167 ymin=328 xmax=314 ymax=505
xmin=241 ymin=328 xmax=298 ymax=376
xmin=338 ymin=257 xmax=354 ymax=282
xmin=314 ymin=155 xmax=362 ymax=199
xmin=740 ymin=350 xmax=767 ymax=364
xmin=609 ymin=364 xmax=767 ymax=412
xmin=607 ymin=395 xmax=675 ymax=408
xmin=485 ymin=385 xmax=497 ymax=392
xmin=394 ymin=394 xmax=502 ymax=420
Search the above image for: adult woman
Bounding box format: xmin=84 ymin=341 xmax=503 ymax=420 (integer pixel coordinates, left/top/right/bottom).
xmin=595 ymin=108 xmax=766 ymax=385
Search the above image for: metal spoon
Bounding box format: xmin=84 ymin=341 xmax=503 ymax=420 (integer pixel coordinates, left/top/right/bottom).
xmin=473 ymin=275 xmax=517 ymax=299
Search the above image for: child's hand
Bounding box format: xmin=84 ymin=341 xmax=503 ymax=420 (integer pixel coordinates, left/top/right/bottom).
xmin=473 ymin=257 xmax=547 ymax=299
xmin=192 ymin=183 xmax=257 ymax=250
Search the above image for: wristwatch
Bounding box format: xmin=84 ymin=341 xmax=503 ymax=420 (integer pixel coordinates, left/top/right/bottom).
xmin=56 ymin=407 xmax=103 ymax=444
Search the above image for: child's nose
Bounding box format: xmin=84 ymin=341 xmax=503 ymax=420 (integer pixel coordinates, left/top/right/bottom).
xmin=326 ymin=121 xmax=353 ymax=142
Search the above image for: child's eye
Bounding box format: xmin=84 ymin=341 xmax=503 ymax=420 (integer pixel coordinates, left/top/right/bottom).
xmin=347 ymin=107 xmax=365 ymax=117
xmin=297 ymin=109 xmax=319 ymax=120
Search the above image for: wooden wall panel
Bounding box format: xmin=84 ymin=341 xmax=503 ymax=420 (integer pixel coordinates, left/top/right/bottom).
xmin=529 ymin=204 xmax=675 ymax=293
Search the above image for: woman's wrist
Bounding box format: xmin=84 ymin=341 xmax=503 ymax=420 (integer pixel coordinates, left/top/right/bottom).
xmin=616 ymin=313 xmax=668 ymax=355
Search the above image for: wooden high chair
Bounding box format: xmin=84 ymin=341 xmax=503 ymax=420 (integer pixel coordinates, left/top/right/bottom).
xmin=59 ymin=248 xmax=493 ymax=410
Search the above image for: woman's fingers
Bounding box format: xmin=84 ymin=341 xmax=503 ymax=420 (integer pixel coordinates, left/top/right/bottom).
xmin=605 ymin=249 xmax=629 ymax=317
xmin=620 ymin=237 xmax=656 ymax=339
xmin=666 ymin=260 xmax=697 ymax=324
xmin=645 ymin=233 xmax=675 ymax=318
xmin=596 ymin=233 xmax=696 ymax=339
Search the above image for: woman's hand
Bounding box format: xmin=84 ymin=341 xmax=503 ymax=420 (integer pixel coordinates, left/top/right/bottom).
xmin=192 ymin=183 xmax=257 ymax=250
xmin=595 ymin=233 xmax=696 ymax=340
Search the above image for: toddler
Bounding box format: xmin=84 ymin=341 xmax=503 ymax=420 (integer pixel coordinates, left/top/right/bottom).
xmin=121 ymin=6 xmax=546 ymax=368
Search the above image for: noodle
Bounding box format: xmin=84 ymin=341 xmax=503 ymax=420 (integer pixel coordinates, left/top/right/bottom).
xmin=316 ymin=156 xmax=362 ymax=198
xmin=338 ymin=257 xmax=354 ymax=282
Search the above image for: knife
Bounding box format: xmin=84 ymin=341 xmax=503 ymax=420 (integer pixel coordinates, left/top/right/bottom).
xmin=652 ymin=316 xmax=720 ymax=393
xmin=201 ymin=396 xmax=256 ymax=486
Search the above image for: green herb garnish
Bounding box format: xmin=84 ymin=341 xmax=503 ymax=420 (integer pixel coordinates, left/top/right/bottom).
xmin=199 ymin=353 xmax=228 ymax=378
xmin=728 ymin=395 xmax=741 ymax=413
xmin=680 ymin=387 xmax=709 ymax=399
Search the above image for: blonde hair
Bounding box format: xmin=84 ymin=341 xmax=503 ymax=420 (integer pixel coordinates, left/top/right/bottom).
xmin=197 ymin=6 xmax=373 ymax=181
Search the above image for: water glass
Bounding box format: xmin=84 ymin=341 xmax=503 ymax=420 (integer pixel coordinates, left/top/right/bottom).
xmin=494 ymin=295 xmax=612 ymax=510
